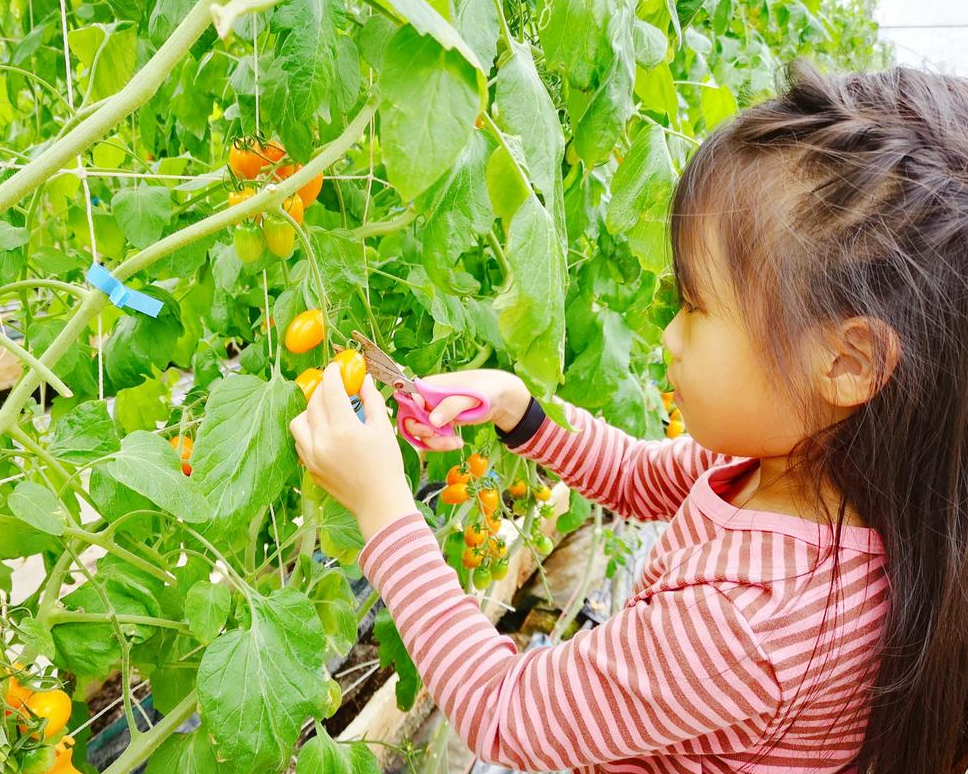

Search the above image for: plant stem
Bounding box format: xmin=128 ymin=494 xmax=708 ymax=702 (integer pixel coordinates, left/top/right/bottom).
xmin=0 ymin=279 xmax=86 ymax=299
xmin=492 ymin=0 xmax=515 ymax=48
xmin=0 ymin=0 xmax=215 ymax=212
xmin=356 ymin=588 xmax=380 ymax=625
xmin=64 ymin=527 xmax=175 ymax=584
xmin=352 ymin=209 xmax=416 ymax=239
xmin=47 ymin=609 xmax=191 ymax=634
xmin=0 ymin=331 xmax=72 ymax=397
xmin=101 ymin=690 xmax=198 ymax=774
xmin=486 ymin=230 xmax=512 ymax=289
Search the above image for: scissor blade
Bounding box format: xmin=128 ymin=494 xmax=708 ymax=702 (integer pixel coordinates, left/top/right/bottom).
xmin=348 ymin=331 xmax=415 ymax=393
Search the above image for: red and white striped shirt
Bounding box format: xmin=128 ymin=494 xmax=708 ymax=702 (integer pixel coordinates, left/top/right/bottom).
xmin=358 ymin=401 xmax=889 ymax=773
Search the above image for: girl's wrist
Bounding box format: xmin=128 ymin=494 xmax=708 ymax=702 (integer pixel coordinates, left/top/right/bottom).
xmin=494 ymin=374 xmax=532 ymax=433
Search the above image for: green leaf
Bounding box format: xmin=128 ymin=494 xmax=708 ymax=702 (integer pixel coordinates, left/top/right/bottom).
xmin=561 ymin=309 xmax=632 ymax=409
xmin=111 ymin=184 xmax=173 ymax=249
xmin=9 ymin=481 xmax=68 ymax=536
xmin=146 ymin=727 xmax=225 ymax=774
xmin=494 ymin=41 xmax=564 ymax=199
xmin=454 ymin=0 xmax=499 ymax=71
xmin=634 ymin=61 xmax=678 ymax=121
xmin=556 ymin=490 xmax=592 ymax=533
xmin=100 ymin=431 xmax=210 ymax=523
xmin=68 ymin=208 xmax=126 ymax=259
xmin=185 ymin=581 xmax=232 ymax=644
xmin=104 ymin=287 xmax=184 ymax=391
xmin=295 ymin=728 xmax=381 ymax=774
xmin=17 ymin=615 xmax=56 ymax=660
xmin=485 ymin=142 xmax=530 ymax=225
xmin=539 ymin=0 xmax=611 ymax=92
xmin=494 ymin=197 xmax=567 ymax=398
xmin=148 ymin=0 xmax=197 ymax=48
xmin=311 ymin=228 xmax=368 ymax=298
xmin=377 ymin=0 xmax=484 ymax=70
xmin=197 ymin=589 xmax=328 ymax=772
xmin=263 ymin=0 xmax=339 ymax=160
xmin=373 ymin=608 xmax=422 ymax=711
xmin=48 ymin=399 xmax=120 ymax=464
xmin=191 ymin=373 xmax=302 ymax=535
xmin=605 ymin=124 xmax=676 ymax=234
xmin=0 ymin=221 xmax=29 ymax=250
xmin=114 ymin=372 xmax=176 ymax=434
xmin=420 ymin=131 xmax=495 ymax=291
xmin=303 ymin=561 xmax=357 ymax=657
xmin=0 ymin=515 xmax=59 ymax=559
xmin=316 ymin=495 xmax=365 ymax=566
xmin=633 ymin=20 xmax=668 ymax=68
xmin=53 ymin=557 xmax=164 ymax=676
xmin=379 ymin=25 xmax=480 ymax=200
xmin=700 ymin=82 xmax=738 ymax=129
xmin=67 ymin=22 xmax=138 ymax=102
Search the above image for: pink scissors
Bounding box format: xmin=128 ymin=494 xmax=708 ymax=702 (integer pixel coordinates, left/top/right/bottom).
xmin=335 ymin=331 xmax=490 ymax=450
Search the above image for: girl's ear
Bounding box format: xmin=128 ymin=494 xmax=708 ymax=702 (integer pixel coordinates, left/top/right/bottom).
xmin=815 ymin=316 xmax=902 ymax=408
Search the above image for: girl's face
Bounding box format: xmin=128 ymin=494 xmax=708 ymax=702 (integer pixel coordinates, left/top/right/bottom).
xmin=662 ymin=233 xmax=812 ymax=459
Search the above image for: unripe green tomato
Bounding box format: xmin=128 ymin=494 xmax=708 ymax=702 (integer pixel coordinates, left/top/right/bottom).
xmin=20 ymin=746 xmax=56 ymax=774
xmin=233 ymin=222 xmax=265 ymax=263
xmin=472 ymin=565 xmax=492 ymax=590
xmin=262 ymin=214 xmax=295 ymax=258
xmin=491 ymin=558 xmax=510 ymax=581
xmin=534 ymin=535 xmax=554 ymax=556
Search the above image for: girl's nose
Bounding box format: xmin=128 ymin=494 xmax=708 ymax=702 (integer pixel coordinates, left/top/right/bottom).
xmin=661 ymin=311 xmax=683 ymax=360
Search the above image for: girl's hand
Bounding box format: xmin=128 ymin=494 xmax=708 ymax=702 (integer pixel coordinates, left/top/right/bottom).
xmin=405 ymin=369 xmax=532 ymax=451
xmin=289 ymin=363 xmax=417 ymax=542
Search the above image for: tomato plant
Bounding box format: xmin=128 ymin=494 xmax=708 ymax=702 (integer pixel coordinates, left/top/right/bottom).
xmin=0 ymin=0 xmax=885 ymax=770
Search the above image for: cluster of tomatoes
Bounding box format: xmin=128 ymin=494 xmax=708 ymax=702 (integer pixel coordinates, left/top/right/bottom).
xmin=282 ymin=311 xmax=367 ymax=403
xmin=662 ymin=392 xmax=685 ymax=439
xmin=226 ymin=138 xmax=324 ymax=262
xmin=3 ymin=665 xmax=80 ymax=774
xmin=440 ymin=454 xmax=557 ymax=590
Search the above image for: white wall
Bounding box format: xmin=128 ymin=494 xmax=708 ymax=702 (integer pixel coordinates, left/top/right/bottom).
xmin=874 ymin=0 xmax=968 ymax=76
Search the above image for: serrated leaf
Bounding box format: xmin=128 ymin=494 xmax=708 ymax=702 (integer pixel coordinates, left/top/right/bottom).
xmin=539 ymin=0 xmax=611 ymax=92
xmin=197 ymin=589 xmax=328 ymax=772
xmin=494 ymin=197 xmax=567 ymax=397
xmin=633 ymin=20 xmax=667 ymax=69
xmin=377 ymin=0 xmax=483 ymax=70
xmin=494 ymin=41 xmax=564 ymax=199
xmin=454 ymin=0 xmax=499 ymax=71
xmin=605 ymin=124 xmax=676 ymax=234
xmin=17 ymin=616 xmax=56 ymax=660
xmin=48 ymin=400 xmax=120 ymax=464
xmin=191 ymin=373 xmax=302 ymax=535
xmin=315 ymin=496 xmax=364 ymax=566
xmin=104 ymin=287 xmax=183 ymax=391
xmin=67 ymin=22 xmax=138 ymax=102
xmin=185 ymin=581 xmax=231 ymax=644
xmin=296 ymin=727 xmax=381 ymax=774
xmin=380 ymin=25 xmax=479 ymax=200
xmin=111 ymin=184 xmax=172 ymax=249
xmin=9 ymin=481 xmax=68 ymax=536
xmin=311 ymin=228 xmax=367 ymax=298
xmin=146 ymin=727 xmax=225 ymax=774
xmin=100 ymin=431 xmax=210 ymax=523
xmin=306 ymin=564 xmax=357 ymax=657
xmin=373 ymin=608 xmax=422 ymax=711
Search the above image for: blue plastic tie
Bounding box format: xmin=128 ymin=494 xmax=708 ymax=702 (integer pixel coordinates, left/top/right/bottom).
xmin=87 ymin=263 xmax=163 ymax=318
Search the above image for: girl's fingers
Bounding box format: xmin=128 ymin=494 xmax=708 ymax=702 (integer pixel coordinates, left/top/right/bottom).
xmin=290 ymin=412 xmax=312 ymax=450
xmin=422 ymin=434 xmax=464 ymax=452
xmin=427 ymin=395 xmax=479 ymax=427
xmin=359 ymin=375 xmax=391 ymax=427
xmin=320 ymin=362 xmax=355 ymax=425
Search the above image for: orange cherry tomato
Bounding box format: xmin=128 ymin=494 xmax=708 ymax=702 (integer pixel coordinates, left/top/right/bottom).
xmin=4 ymin=664 xmax=32 ymax=716
xmin=296 ymin=368 xmax=323 ymax=402
xmin=486 ymin=536 xmax=508 ymax=559
xmin=283 ymin=194 xmax=304 ymax=225
xmin=461 ymin=547 xmax=483 ymax=569
xmin=507 ymin=479 xmax=527 ymax=499
xmin=21 ymin=689 xmax=71 ymax=739
xmin=661 ymin=392 xmax=675 ymax=412
xmin=464 ymin=523 xmax=487 ymax=548
xmin=446 ymin=465 xmax=471 ymax=486
xmin=666 ymin=408 xmax=685 ymax=439
xmin=332 ymin=350 xmax=366 ymax=396
xmin=260 ymin=140 xmax=286 ymax=164
xmin=229 ymin=144 xmax=265 ymax=179
xmin=168 ymin=436 xmax=193 ymax=476
xmin=534 ymin=485 xmax=552 ymax=502
xmin=484 ymin=510 xmax=502 ymax=534
xmin=284 ymin=310 xmax=326 ymax=354
xmin=440 ymin=483 xmax=470 ymax=505
xmin=274 ymin=164 xmax=324 ymax=208
xmin=467 ymin=453 xmax=488 ymax=478
xmin=477 ymin=488 xmax=499 ymax=515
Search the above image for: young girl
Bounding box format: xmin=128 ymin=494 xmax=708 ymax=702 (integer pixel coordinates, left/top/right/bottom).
xmin=289 ymin=61 xmax=968 ymax=774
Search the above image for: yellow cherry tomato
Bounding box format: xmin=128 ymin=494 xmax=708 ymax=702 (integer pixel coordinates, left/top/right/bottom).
xmin=534 ymin=485 xmax=552 ymax=502
xmin=461 ymin=548 xmax=483 ymax=569
xmin=295 ymin=368 xmax=324 ymax=402
xmin=284 ymin=310 xmax=326 ymax=354
xmin=21 ymin=689 xmax=72 ymax=739
xmin=283 ymin=194 xmax=304 ymax=225
xmin=464 ymin=523 xmax=487 ymax=548
xmin=507 ymin=479 xmax=528 ymax=499
xmin=168 ymin=436 xmax=193 ymax=476
xmin=332 ymin=349 xmax=366 ymax=396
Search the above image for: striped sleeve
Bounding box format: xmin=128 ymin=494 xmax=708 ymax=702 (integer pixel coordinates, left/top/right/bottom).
xmin=509 ymin=400 xmax=737 ymax=521
xmin=358 ymin=513 xmax=781 ymax=771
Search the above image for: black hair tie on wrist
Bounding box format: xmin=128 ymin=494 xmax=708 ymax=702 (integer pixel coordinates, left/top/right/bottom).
xmin=495 ymin=396 xmax=546 ymax=448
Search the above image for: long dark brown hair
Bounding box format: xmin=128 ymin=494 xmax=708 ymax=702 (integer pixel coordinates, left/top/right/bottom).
xmin=669 ymin=61 xmax=968 ymax=774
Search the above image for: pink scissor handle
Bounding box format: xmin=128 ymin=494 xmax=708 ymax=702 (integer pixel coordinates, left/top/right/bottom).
xmin=395 ymin=378 xmax=491 ymax=450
